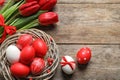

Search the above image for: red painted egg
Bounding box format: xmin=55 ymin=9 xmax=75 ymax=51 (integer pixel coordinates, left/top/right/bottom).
xmin=32 ymin=39 xmax=47 ymax=58
xmin=76 ymin=47 xmax=91 ymax=64
xmin=10 ymin=63 xmax=30 ymax=77
xmin=30 ymin=58 xmax=45 ymax=75
xmin=20 ymin=46 xmax=35 ymax=65
xmin=17 ymin=34 xmax=33 ymax=49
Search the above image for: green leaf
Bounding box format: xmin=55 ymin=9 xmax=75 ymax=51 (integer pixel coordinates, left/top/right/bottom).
xmin=0 ymin=0 xmax=14 ymax=14
xmin=19 ymin=19 xmax=39 ymax=30
xmin=2 ymin=0 xmax=24 ymax=21
xmin=11 ymin=10 xmax=47 ymax=29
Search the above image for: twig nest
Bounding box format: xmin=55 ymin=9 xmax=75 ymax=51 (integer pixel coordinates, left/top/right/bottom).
xmin=0 ymin=29 xmax=59 ymax=80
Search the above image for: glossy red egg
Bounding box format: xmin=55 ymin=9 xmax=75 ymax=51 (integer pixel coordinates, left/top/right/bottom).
xmin=10 ymin=63 xmax=30 ymax=77
xmin=17 ymin=34 xmax=33 ymax=49
xmin=30 ymin=58 xmax=45 ymax=75
xmin=20 ymin=46 xmax=35 ymax=65
xmin=76 ymin=47 xmax=91 ymax=64
xmin=32 ymin=39 xmax=47 ymax=58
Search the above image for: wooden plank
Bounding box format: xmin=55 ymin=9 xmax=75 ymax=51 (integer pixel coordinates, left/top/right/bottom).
xmin=50 ymin=45 xmax=120 ymax=80
xmin=58 ymin=0 xmax=120 ymax=4
xmin=40 ymin=4 xmax=120 ymax=44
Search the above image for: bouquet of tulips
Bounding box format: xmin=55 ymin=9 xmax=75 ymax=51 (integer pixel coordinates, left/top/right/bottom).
xmin=0 ymin=0 xmax=59 ymax=43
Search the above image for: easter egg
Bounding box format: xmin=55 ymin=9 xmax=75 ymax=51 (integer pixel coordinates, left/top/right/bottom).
xmin=17 ymin=34 xmax=33 ymax=49
xmin=10 ymin=62 xmax=30 ymax=77
xmin=32 ymin=39 xmax=47 ymax=58
xmin=6 ymin=45 xmax=20 ymax=64
xmin=20 ymin=46 xmax=35 ymax=65
xmin=60 ymin=55 xmax=76 ymax=75
xmin=76 ymin=47 xmax=91 ymax=64
xmin=30 ymin=58 xmax=45 ymax=75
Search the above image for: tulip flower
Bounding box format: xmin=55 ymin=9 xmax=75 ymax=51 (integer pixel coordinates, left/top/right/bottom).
xmin=0 ymin=0 xmax=5 ymax=6
xmin=39 ymin=0 xmax=57 ymax=11
xmin=38 ymin=12 xmax=58 ymax=25
xmin=19 ymin=1 xmax=40 ymax=16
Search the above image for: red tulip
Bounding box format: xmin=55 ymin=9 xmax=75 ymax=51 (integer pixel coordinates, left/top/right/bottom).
xmin=76 ymin=47 xmax=91 ymax=64
xmin=39 ymin=0 xmax=57 ymax=10
xmin=38 ymin=12 xmax=58 ymax=25
xmin=19 ymin=1 xmax=40 ymax=16
xmin=0 ymin=0 xmax=5 ymax=6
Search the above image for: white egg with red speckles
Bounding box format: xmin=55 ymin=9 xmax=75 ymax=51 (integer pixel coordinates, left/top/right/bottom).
xmin=60 ymin=55 xmax=76 ymax=75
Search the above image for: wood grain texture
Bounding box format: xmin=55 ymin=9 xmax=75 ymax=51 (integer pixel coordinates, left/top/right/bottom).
xmin=1 ymin=0 xmax=120 ymax=80
xmin=50 ymin=45 xmax=120 ymax=80
xmin=58 ymin=0 xmax=120 ymax=4
xmin=40 ymin=4 xmax=120 ymax=44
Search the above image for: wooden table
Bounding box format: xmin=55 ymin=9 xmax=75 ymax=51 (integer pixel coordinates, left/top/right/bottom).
xmin=1 ymin=0 xmax=120 ymax=80
xmin=45 ymin=0 xmax=120 ymax=80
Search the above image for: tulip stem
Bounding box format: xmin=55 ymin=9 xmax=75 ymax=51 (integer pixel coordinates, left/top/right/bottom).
xmin=2 ymin=0 xmax=24 ymax=21
xmin=6 ymin=12 xmax=20 ymax=25
xmin=19 ymin=19 xmax=39 ymax=30
xmin=11 ymin=10 xmax=47 ymax=29
xmin=0 ymin=0 xmax=14 ymax=14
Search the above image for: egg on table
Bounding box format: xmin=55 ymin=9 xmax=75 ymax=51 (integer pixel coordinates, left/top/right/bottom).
xmin=76 ymin=47 xmax=91 ymax=64
xmin=60 ymin=55 xmax=76 ymax=75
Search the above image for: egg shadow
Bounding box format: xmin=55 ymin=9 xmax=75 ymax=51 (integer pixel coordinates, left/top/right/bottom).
xmin=60 ymin=69 xmax=74 ymax=80
xmin=50 ymin=68 xmax=73 ymax=80
xmin=77 ymin=62 xmax=89 ymax=71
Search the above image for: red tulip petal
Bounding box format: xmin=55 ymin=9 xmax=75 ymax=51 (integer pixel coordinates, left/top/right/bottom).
xmin=19 ymin=1 xmax=40 ymax=16
xmin=39 ymin=0 xmax=48 ymax=7
xmin=0 ymin=0 xmax=5 ymax=6
xmin=40 ymin=0 xmax=57 ymax=10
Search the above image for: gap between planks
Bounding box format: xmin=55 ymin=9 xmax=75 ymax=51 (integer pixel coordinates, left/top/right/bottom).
xmin=57 ymin=0 xmax=120 ymax=4
xmin=57 ymin=43 xmax=120 ymax=45
xmin=57 ymin=3 xmax=120 ymax=4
